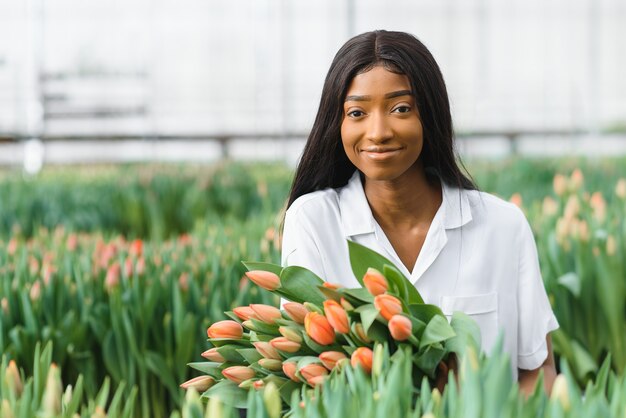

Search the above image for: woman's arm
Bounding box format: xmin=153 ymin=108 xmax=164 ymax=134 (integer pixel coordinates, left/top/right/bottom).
xmin=518 ymin=334 xmax=557 ymax=396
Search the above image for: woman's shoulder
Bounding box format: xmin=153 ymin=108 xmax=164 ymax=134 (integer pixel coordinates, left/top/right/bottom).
xmin=285 ymin=187 xmax=341 ymax=220
xmin=465 ymin=188 xmax=529 ymax=230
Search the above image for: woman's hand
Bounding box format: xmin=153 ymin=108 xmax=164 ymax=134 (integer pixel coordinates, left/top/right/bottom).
xmin=434 ymin=353 xmax=459 ymax=392
xmin=518 ymin=334 xmax=557 ymax=397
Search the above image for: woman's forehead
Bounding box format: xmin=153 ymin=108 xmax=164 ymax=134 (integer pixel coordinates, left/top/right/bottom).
xmin=345 ymin=66 xmax=411 ymax=98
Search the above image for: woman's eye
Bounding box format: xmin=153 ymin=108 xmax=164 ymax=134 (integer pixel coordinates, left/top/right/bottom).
xmin=347 ymin=110 xmax=364 ymax=118
xmin=393 ymin=105 xmax=411 ymax=114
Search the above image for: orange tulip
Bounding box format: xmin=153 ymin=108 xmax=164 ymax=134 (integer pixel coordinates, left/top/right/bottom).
xmin=222 ymin=366 xmax=255 ymax=384
xmin=351 ymin=347 xmax=373 ymax=374
xmin=180 ymin=375 xmax=215 ymax=392
xmin=270 ymin=337 xmax=301 ymax=353
xmin=249 ymin=304 xmax=282 ymax=324
xmin=207 ymin=320 xmax=243 ymax=339
xmin=5 ymin=360 xmax=22 ymax=396
xmin=283 ymin=302 xmax=308 ymax=324
xmin=282 ymin=361 xmax=300 ymax=382
xmin=388 ymin=315 xmax=412 ymax=341
xmin=323 ymin=300 xmax=350 ymax=334
xmin=322 ymin=282 xmax=342 ymax=290
xmin=353 ymin=323 xmax=372 ymax=343
xmin=130 ymin=239 xmax=143 ymax=257
xmin=363 ymin=268 xmax=388 ymax=296
xmin=319 ymin=351 xmax=348 ymax=370
xmin=253 ymin=341 xmax=281 ymax=360
xmin=374 ymin=294 xmax=402 ymax=321
xmin=304 ymin=312 xmax=336 ymax=346
xmin=299 ymin=363 xmax=328 ymax=382
xmin=245 ymin=270 xmax=281 ymax=291
xmin=233 ymin=306 xmax=257 ymax=321
xmin=201 ymin=347 xmax=225 ymax=362
xmin=252 ymin=380 xmax=265 ymax=390
xmin=307 ymin=375 xmax=327 ymax=387
xmin=258 ymin=358 xmax=283 ymax=371
xmin=279 ymin=326 xmax=303 ymax=343
xmin=340 ymin=297 xmax=354 ymax=311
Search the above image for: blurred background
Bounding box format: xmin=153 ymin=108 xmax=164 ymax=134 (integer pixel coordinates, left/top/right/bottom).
xmin=1 ymin=0 xmax=625 ymax=170
xmin=2 ymin=2 xmax=626 ymax=417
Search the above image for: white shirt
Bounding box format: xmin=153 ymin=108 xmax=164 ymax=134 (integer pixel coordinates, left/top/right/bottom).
xmin=281 ymin=170 xmax=559 ymax=378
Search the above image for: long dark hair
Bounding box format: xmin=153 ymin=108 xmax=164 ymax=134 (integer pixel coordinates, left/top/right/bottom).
xmin=287 ymin=30 xmax=476 ymax=209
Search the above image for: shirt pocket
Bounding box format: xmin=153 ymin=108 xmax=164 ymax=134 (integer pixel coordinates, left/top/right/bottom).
xmin=440 ymin=292 xmax=498 ymax=352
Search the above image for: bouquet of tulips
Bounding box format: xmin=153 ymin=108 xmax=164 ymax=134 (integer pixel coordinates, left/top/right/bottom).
xmin=181 ymin=241 xmax=481 ymax=410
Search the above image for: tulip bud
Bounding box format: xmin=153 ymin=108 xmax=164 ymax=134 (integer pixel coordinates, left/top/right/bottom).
xmin=5 ymin=360 xmax=23 ymax=397
xmin=304 ymin=312 xmax=336 ymax=346
xmin=550 ymin=374 xmax=570 ymax=411
xmin=340 ymin=297 xmax=354 ymax=311
xmin=322 ymin=282 xmax=342 ymax=290
xmin=351 ymin=347 xmax=373 ymax=374
xmin=253 ymin=342 xmax=281 ymax=360
xmin=353 ymin=323 xmax=372 ymax=343
xmin=323 ymin=300 xmax=350 ymax=334
xmin=616 ymin=178 xmax=626 ymax=199
xmin=363 ymin=268 xmax=388 ymax=296
xmin=304 ymin=302 xmax=324 ymax=314
xmin=279 ymin=326 xmax=303 ymax=343
xmin=30 ymin=281 xmax=41 ymax=302
xmin=130 ymin=239 xmax=143 ymax=257
xmin=270 ymin=337 xmax=301 ymax=353
xmin=607 ymin=235 xmax=617 ymax=256
xmin=42 ymin=364 xmax=62 ymax=416
xmin=238 ymin=379 xmax=255 ymax=389
xmin=104 ymin=262 xmax=120 ymax=292
xmin=509 ymin=193 xmax=523 ymax=208
xmin=249 ymin=304 xmax=282 ymax=324
xmin=374 ymin=294 xmax=402 ymax=321
xmin=570 ymin=169 xmax=584 ymax=191
xmin=245 ymin=270 xmax=281 ymax=291
xmin=222 ymin=366 xmax=255 ymax=384
xmin=319 ymin=351 xmax=347 ymax=370
xmin=307 ymin=375 xmax=327 ymax=387
xmin=299 ymin=363 xmax=328 ymax=382
xmin=553 ymin=174 xmax=567 ymax=196
xmin=253 ymin=380 xmax=265 ymax=390
xmin=282 ymin=361 xmax=300 ymax=382
xmin=207 ymin=320 xmax=243 ymax=339
xmin=233 ymin=306 xmax=257 ymax=321
xmin=283 ymin=302 xmax=308 ymax=324
xmin=1 ymin=400 xmax=13 ymax=418
xmin=135 ymin=257 xmax=145 ymax=276
xmin=201 ymin=347 xmax=225 ymax=362
xmin=1 ymin=297 xmax=8 ymax=315
xmin=388 ymin=315 xmax=412 ymax=341
xmin=264 ymin=382 xmax=282 ymax=418
xmin=372 ymin=343 xmax=384 ymax=378
xmin=258 ymin=359 xmax=283 ymax=372
xmin=180 ymin=375 xmax=216 ymax=392
xmin=542 ymin=196 xmax=558 ymax=217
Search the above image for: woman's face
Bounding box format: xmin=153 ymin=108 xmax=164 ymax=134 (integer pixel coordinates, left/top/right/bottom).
xmin=341 ymin=65 xmax=424 ymax=183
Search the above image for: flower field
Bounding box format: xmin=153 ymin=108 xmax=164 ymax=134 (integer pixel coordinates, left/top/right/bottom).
xmin=1 ymin=159 xmax=626 ymax=417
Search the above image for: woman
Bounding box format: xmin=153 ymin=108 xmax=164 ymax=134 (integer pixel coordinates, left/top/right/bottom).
xmin=280 ymin=30 xmax=558 ymax=395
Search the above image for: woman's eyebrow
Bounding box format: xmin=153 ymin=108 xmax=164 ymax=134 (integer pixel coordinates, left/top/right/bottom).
xmin=344 ymin=90 xmax=413 ymax=102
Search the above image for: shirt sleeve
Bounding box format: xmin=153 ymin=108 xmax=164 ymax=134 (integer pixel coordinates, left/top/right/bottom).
xmin=279 ymin=207 xmax=327 ymax=308
xmin=516 ymin=212 xmax=559 ymax=370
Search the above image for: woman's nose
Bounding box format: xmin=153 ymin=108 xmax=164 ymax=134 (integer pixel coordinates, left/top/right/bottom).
xmin=365 ymin=112 xmax=393 ymax=143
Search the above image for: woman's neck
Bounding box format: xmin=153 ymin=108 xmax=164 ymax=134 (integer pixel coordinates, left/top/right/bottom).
xmin=362 ymin=166 xmax=442 ymax=231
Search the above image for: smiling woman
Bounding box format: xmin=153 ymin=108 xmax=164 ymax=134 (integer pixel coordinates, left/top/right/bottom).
xmin=281 ymin=30 xmax=559 ymax=396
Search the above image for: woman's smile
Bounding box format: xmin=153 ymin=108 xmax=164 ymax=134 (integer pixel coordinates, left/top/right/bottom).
xmin=361 ymin=146 xmax=403 ymax=161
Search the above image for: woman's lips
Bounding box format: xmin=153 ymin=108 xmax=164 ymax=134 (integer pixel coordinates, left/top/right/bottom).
xmin=361 ymin=148 xmax=402 ymax=161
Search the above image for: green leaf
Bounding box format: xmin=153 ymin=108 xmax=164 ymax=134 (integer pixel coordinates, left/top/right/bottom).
xmin=216 ymin=345 xmax=246 ymax=363
xmin=420 ymin=316 xmax=456 ymax=349
xmin=279 ymin=266 xmax=326 ymax=305
xmin=202 ymin=379 xmax=248 ymax=408
xmin=342 ymin=288 xmax=374 ymax=304
xmin=236 ymin=348 xmax=263 ymax=365
xmin=557 ymin=272 xmax=581 ymax=297
xmin=242 ymin=261 xmax=283 ymax=276
xmin=414 ymin=346 xmax=446 ymax=378
xmin=187 ymin=362 xmax=224 ymax=379
xmin=446 ymin=312 xmax=482 ymax=356
xmin=408 ymin=304 xmax=444 ymax=324
xmin=348 ymin=240 xmax=398 ymax=285
xmin=358 ymin=305 xmax=381 ymax=335
xmin=383 ymin=265 xmax=424 ymax=304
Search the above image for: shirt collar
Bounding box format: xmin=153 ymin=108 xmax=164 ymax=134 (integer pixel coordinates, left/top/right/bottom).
xmin=338 ymin=170 xmax=472 ymax=237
